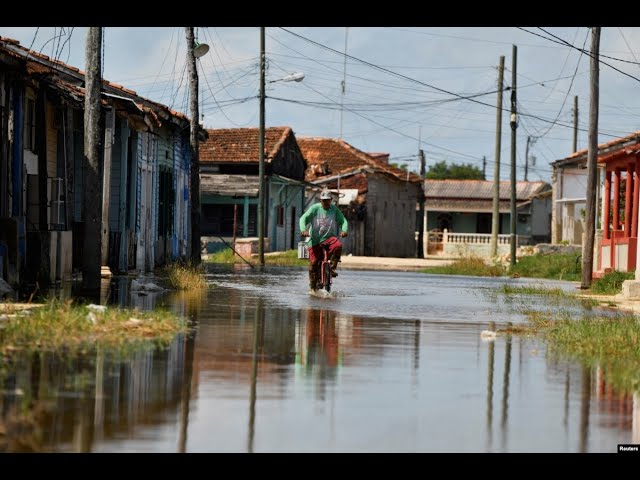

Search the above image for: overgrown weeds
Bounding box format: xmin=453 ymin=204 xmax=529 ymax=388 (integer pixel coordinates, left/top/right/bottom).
xmin=0 ymin=299 xmax=188 ymax=355
xmin=164 ymin=262 xmax=207 ymax=290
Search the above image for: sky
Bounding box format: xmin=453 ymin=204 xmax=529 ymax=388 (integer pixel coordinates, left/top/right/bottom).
xmin=2 ymin=26 xmax=640 ymax=183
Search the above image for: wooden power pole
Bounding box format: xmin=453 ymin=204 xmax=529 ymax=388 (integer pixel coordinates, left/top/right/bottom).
xmin=186 ymin=27 xmax=201 ymax=266
xmin=573 ymin=95 xmax=579 ymax=153
xmin=509 ymin=45 xmax=517 ymax=268
xmin=82 ymin=27 xmax=103 ymax=293
xmin=524 ymin=136 xmax=531 ymax=182
xmin=490 ymin=55 xmax=505 ymax=258
xmin=581 ymin=27 xmax=601 ymax=289
xmin=417 ymin=148 xmax=426 ymax=258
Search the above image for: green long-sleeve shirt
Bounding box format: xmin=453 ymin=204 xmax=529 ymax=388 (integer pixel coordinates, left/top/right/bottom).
xmin=299 ymin=203 xmax=348 ymax=246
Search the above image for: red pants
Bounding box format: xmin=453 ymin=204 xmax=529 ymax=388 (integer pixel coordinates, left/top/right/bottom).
xmin=308 ymin=236 xmax=342 ymax=268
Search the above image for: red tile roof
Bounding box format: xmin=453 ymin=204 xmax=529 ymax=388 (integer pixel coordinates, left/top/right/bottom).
xmin=200 ymin=127 xmax=291 ymax=163
xmin=297 ymin=137 xmax=422 ymax=184
xmin=556 ymin=130 xmax=640 ymax=164
xmin=0 ymin=36 xmax=188 ymax=124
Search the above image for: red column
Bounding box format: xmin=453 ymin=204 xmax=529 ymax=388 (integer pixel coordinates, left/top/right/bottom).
xmin=603 ymin=170 xmax=611 ymax=240
xmin=633 ymin=162 xmax=639 ymax=238
xmin=613 ymin=168 xmax=620 ymax=232
xmin=625 ymin=164 xmax=633 ymax=238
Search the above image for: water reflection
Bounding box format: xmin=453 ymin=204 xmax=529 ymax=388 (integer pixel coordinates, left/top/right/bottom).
xmin=296 ymin=309 xmax=342 ymax=399
xmin=0 ymin=334 xmax=191 ymax=452
xmin=247 ymin=296 xmax=263 ymax=453
xmin=3 ymin=269 xmax=640 ymax=452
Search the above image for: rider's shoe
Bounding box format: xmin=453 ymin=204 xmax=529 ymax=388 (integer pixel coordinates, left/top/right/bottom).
xmin=309 ymin=270 xmax=318 ymax=291
xmin=330 ymin=257 xmax=339 ymax=277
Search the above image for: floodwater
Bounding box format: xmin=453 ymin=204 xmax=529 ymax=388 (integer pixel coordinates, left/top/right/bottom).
xmin=1 ymin=266 xmax=638 ymax=452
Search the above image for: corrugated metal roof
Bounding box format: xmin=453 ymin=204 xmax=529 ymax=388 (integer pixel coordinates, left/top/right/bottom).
xmin=200 ymin=174 xmax=259 ymax=197
xmin=423 ymin=180 xmax=549 ymax=200
xmin=425 ymin=198 xmax=528 ymax=213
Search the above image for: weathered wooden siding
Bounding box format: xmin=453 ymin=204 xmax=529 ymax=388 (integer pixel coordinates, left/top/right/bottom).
xmin=270 ymin=183 xmax=305 ymax=252
xmin=173 ymin=133 xmax=190 ymax=259
xmin=45 ymin=103 xmax=57 ymax=178
xmin=109 ymin=117 xmax=123 ymax=231
xmin=270 ymin=133 xmax=306 ymax=180
xmin=366 ymin=176 xmax=419 ymax=257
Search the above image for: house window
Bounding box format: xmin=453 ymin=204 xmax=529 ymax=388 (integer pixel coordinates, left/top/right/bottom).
xmin=277 ymin=205 xmax=284 ymax=226
xmin=24 ymin=98 xmax=36 ymax=152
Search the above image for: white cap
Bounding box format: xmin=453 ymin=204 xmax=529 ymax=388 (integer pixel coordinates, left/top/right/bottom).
xmin=320 ymin=189 xmax=332 ymax=200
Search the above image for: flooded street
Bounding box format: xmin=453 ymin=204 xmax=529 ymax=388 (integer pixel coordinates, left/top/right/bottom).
xmin=1 ymin=266 xmax=638 ymax=452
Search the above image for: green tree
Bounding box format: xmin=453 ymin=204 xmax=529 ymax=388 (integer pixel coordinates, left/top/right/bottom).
xmin=390 ymin=162 xmax=409 ymax=171
xmin=426 ymin=161 xmax=484 ymax=180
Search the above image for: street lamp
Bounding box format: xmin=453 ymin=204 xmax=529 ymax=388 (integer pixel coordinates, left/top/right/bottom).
xmin=258 ymin=27 xmax=304 ymax=266
xmin=269 ymin=72 xmax=305 ymax=83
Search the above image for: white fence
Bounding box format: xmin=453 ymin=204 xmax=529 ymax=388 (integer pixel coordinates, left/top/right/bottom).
xmin=443 ymin=231 xmax=530 ymax=246
xmin=420 ymin=229 xmax=532 ymax=257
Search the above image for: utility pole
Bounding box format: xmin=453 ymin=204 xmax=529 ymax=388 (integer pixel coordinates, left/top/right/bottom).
xmin=573 ymin=95 xmax=579 ymax=153
xmin=581 ymin=27 xmax=600 ymax=289
xmin=482 ymin=156 xmax=486 ymax=180
xmin=339 ymin=27 xmax=349 ymax=139
xmin=82 ymin=27 xmax=103 ymax=293
xmin=186 ymin=27 xmax=201 ymax=266
xmin=417 ymin=149 xmax=426 ymax=258
xmin=524 ymin=136 xmax=531 ymax=182
xmin=258 ymin=27 xmax=266 ymax=266
xmin=509 ymin=45 xmax=518 ymax=268
xmin=490 ymin=55 xmax=505 ymax=258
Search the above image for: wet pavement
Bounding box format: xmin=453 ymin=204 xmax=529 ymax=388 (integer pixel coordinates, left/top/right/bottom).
xmin=0 ymin=266 xmax=638 ymax=452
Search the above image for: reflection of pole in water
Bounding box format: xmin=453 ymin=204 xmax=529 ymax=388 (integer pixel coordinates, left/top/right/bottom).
xmin=178 ymin=332 xmax=196 ymax=453
xmin=578 ymin=364 xmax=592 ymax=453
xmin=486 ymin=322 xmax=495 ymax=451
xmin=94 ymin=346 xmax=105 ymax=441
xmin=500 ymin=331 xmax=512 ymax=450
xmin=412 ymin=319 xmax=420 ymax=387
xmin=247 ymin=299 xmax=263 ymax=453
xmin=633 ymin=393 xmax=640 ymax=444
xmin=563 ymin=368 xmax=570 ymax=431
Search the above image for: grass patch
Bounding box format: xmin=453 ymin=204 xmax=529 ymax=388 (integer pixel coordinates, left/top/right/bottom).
xmin=541 ymin=313 xmax=640 ymax=392
xmin=421 ymin=252 xmax=583 ymax=280
xmin=510 ymin=253 xmax=581 ymax=281
xmin=264 ymin=249 xmax=308 ymax=267
xmin=421 ymin=254 xmax=504 ymax=277
xmin=206 ymin=247 xmax=308 ymax=267
xmin=164 ymin=262 xmax=207 ymax=290
xmin=0 ymin=299 xmax=189 ymax=355
xmin=506 ymin=303 xmax=640 ymax=393
xmin=206 ymin=247 xmax=237 ymax=264
xmin=590 ymin=270 xmax=634 ymax=295
xmin=500 ymin=285 xmax=568 ymax=296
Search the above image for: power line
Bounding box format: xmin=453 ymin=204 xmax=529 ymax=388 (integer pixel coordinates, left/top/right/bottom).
xmin=533 ymin=29 xmax=589 ymax=139
xmin=278 ymin=27 xmax=625 ymax=139
xmin=518 ymin=27 xmax=640 ymax=84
